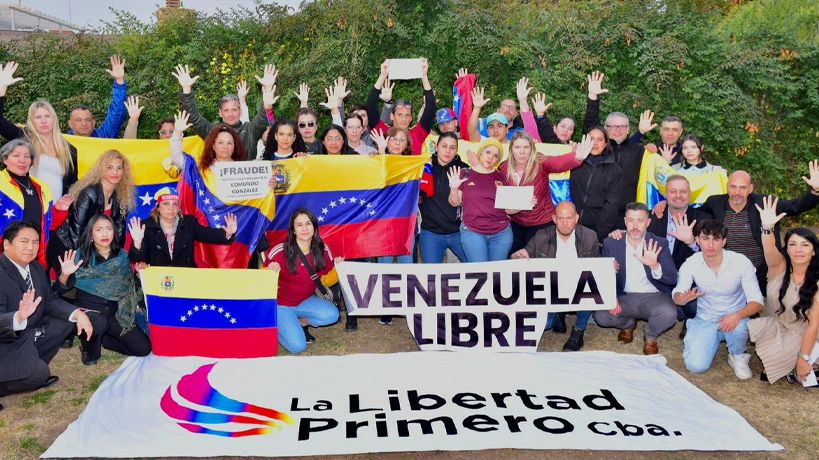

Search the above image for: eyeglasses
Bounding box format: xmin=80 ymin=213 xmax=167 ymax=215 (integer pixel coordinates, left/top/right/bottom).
xmin=500 ymin=104 xmax=517 ymax=111
xmin=298 ymin=122 xmax=316 ymax=128
xmin=605 ymin=124 xmax=629 ymax=130
xmin=325 ymin=136 xmax=343 ymax=142
xmin=158 ymin=130 xmax=173 ymax=136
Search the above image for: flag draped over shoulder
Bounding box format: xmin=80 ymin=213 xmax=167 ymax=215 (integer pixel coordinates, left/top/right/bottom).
xmin=636 ymin=150 xmax=728 ymax=209
xmin=142 ymin=266 xmax=279 ymax=358
xmin=0 ymin=170 xmax=52 ymax=265
xmin=67 ymin=134 xmax=205 ymax=219
xmin=266 ymin=155 xmax=427 ymax=259
xmin=421 ymin=134 xmax=574 ymax=204
xmin=177 ymin=153 xmax=276 ymax=269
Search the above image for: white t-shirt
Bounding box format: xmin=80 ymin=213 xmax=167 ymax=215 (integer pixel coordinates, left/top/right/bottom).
xmin=31 ymin=154 xmax=64 ymax=199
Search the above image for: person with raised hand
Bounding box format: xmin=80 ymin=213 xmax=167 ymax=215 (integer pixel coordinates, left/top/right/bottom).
xmin=532 ymin=91 xmax=576 ymax=145
xmin=660 ymin=134 xmax=724 ymax=175
xmin=468 ymin=86 xmax=507 ymax=143
xmin=172 ymin=63 xmax=273 ymax=156
xmin=122 ymin=95 xmax=143 ymax=139
xmin=366 ymin=58 xmax=436 ymax=155
xmin=514 ymin=77 xmax=551 ymax=142
xmin=169 ymin=110 xmax=248 ymax=173
xmin=0 ymin=61 xmax=77 ymax=198
xmin=749 ymin=196 xmax=819 ymax=385
xmin=128 ymin=188 xmax=236 ymax=268
xmin=672 ymin=219 xmax=763 ymax=379
xmin=67 ymin=55 xmax=129 ymax=139
xmin=499 ymin=131 xmax=590 ymax=254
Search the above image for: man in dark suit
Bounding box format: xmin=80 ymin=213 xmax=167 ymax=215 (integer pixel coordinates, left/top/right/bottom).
xmin=0 ymin=221 xmax=93 ymax=407
xmin=594 ymin=202 xmax=678 ymax=355
xmin=697 ymin=163 xmax=819 ymax=291
xmin=511 ymin=202 xmax=600 ymax=351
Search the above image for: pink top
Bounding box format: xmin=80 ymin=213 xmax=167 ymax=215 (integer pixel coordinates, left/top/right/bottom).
xmin=458 ymin=169 xmax=510 ymax=235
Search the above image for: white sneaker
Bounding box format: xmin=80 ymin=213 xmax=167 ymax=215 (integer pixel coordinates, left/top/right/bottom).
xmin=728 ymin=353 xmax=753 ymax=380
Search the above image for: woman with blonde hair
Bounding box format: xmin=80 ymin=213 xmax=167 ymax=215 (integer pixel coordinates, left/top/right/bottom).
xmin=48 ymin=149 xmax=135 ymax=270
xmin=0 ymin=62 xmax=78 ymax=199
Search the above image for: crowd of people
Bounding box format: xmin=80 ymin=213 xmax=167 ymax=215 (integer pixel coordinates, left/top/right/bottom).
xmin=1 ymin=56 xmax=818 ymax=412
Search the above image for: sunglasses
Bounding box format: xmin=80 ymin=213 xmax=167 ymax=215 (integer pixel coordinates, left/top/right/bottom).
xmin=298 ymin=122 xmax=317 ymax=128
xmin=158 ymin=130 xmax=173 ymax=136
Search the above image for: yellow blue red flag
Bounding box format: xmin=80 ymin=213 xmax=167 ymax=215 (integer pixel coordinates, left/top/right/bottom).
xmin=635 ymin=150 xmax=727 ymax=209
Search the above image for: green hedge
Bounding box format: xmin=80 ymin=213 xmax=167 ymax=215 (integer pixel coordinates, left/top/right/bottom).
xmin=1 ymin=0 xmax=817 ymax=217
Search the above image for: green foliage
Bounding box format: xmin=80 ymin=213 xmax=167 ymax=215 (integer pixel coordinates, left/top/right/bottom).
xmin=0 ymin=0 xmax=817 ymax=212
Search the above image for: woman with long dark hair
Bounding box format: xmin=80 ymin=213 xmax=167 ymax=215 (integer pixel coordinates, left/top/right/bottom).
xmin=56 ymin=215 xmax=151 ymax=365
xmin=264 ymin=209 xmax=341 ymax=353
xmin=750 ymin=196 xmax=819 ymax=384
xmin=263 ymin=119 xmax=306 ymax=160
xmin=317 ymin=124 xmax=355 ymax=155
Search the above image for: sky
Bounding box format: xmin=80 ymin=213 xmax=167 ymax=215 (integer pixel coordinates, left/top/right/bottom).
xmin=14 ymin=0 xmax=302 ymax=29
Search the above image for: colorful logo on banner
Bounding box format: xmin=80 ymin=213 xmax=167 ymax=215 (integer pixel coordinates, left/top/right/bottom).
xmin=161 ymin=363 xmax=295 ymax=437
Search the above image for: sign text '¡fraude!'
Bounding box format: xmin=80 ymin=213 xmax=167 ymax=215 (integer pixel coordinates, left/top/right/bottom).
xmin=336 ymin=258 xmax=617 ymax=351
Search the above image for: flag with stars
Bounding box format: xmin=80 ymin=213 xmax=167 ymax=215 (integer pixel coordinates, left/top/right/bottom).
xmin=452 ymin=71 xmax=476 ymax=141
xmin=267 ymin=155 xmax=427 ymax=259
xmin=0 ymin=169 xmax=53 ymax=266
xmin=142 ymin=266 xmax=279 ymax=358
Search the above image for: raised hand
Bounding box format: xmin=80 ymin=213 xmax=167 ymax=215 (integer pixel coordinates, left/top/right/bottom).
xmin=754 ymin=195 xmax=787 ymax=231
xmin=472 ymin=86 xmax=490 ymax=108
xmin=319 ymin=86 xmax=340 ymax=111
xmin=237 ymin=80 xmax=249 ymax=100
xmin=635 ymin=239 xmax=662 ymax=269
xmin=254 ymin=64 xmax=278 ymax=88
xmin=638 ymin=109 xmax=657 ymax=134
xmin=371 ymin=130 xmax=388 ymax=154
xmin=516 ymin=77 xmax=533 ymax=103
xmin=676 ymin=287 xmax=705 ymax=305
xmin=801 ymin=160 xmax=819 ymax=191
xmin=573 ymin=134 xmax=593 ymax=161
xmin=455 ymin=67 xmax=469 ymax=80
xmin=124 ymin=95 xmax=143 ymax=120
xmin=293 ymin=83 xmax=310 ymax=108
xmin=447 ymin=166 xmax=467 ymax=189
xmin=107 ymin=55 xmax=126 ymax=84
xmin=668 ymin=214 xmax=697 ymax=245
xmin=0 ymin=61 xmax=23 ymax=92
xmin=174 ymin=110 xmax=192 ymax=134
xmin=659 ymin=144 xmax=675 ymax=164
xmin=379 ymin=79 xmax=394 ymax=102
xmin=223 ymin=213 xmax=237 ymax=238
xmin=379 ymin=60 xmax=390 ymax=80
xmin=16 ymin=288 xmax=42 ymax=323
xmin=128 ymin=216 xmax=145 ymax=248
xmin=58 ymin=250 xmax=83 ymax=277
xmin=587 ymin=71 xmax=608 ymax=100
xmin=420 ymin=57 xmax=430 ymax=87
xmin=531 ymin=92 xmax=552 ymax=117
xmin=333 ymin=76 xmax=350 ymax=101
xmin=262 ymin=84 xmax=279 ymax=108
xmin=652 ymin=200 xmax=668 ymax=219
xmin=172 ymin=64 xmax=199 ymax=92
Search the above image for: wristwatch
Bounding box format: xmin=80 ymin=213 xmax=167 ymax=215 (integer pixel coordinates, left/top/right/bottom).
xmin=761 ymin=228 xmax=773 ymax=235
xmin=797 ymin=352 xmax=811 ymax=362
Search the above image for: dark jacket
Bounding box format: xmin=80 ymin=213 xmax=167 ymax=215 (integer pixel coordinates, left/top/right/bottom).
xmin=569 ymin=154 xmax=623 ymax=242
xmin=420 ymin=155 xmax=469 ymax=235
xmin=0 ymin=256 xmax=75 ymax=382
xmin=647 ymin=206 xmax=702 ymax=270
xmin=602 ymin=232 xmax=678 ymax=298
xmin=56 ymin=183 xmax=126 ymax=250
xmin=698 ymin=190 xmax=819 ymax=289
xmin=535 ymin=113 xmax=565 ymax=145
xmin=0 ymin=96 xmax=79 ymax=195
xmin=524 ymin=224 xmax=600 ymax=259
xmin=180 ymin=90 xmax=270 ymax=157
xmin=128 ymin=215 xmax=233 ymax=267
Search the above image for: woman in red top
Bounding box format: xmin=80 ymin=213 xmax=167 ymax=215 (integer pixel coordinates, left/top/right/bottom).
xmin=265 ymin=209 xmax=341 ymax=353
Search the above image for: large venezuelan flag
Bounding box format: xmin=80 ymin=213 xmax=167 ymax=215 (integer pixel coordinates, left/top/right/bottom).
xmin=636 ymin=150 xmax=728 ymax=209
xmin=420 ymin=134 xmax=574 ymax=204
xmin=0 ymin=170 xmax=53 ymax=265
xmin=142 ymin=266 xmax=279 ymax=358
xmin=267 ymin=155 xmax=427 ymax=259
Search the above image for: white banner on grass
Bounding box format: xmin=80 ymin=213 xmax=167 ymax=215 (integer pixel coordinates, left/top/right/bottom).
xmin=44 ymin=352 xmax=781 ymax=458
xmin=337 ymin=258 xmax=616 ymax=351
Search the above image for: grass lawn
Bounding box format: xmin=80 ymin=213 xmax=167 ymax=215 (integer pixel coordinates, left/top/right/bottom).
xmin=1 ymin=315 xmax=817 ymax=460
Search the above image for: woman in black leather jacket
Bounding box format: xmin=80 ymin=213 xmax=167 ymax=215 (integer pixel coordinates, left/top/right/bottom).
xmin=47 ymin=149 xmax=135 ymax=271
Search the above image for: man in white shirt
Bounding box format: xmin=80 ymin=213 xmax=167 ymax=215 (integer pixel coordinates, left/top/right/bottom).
xmin=594 ymin=203 xmax=678 ymax=355
xmin=672 ymin=219 xmax=763 ymax=379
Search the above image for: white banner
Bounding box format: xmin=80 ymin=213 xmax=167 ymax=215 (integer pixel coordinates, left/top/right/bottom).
xmin=44 ymin=352 xmax=781 ymax=458
xmin=214 ymin=161 xmax=273 ymax=201
xmin=337 ymin=259 xmax=617 ymax=351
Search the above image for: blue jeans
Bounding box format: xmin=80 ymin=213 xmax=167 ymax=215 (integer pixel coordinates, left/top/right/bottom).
xmin=460 ymin=224 xmax=513 ymax=262
xmin=419 ymin=229 xmax=467 ymax=263
xmin=683 ymin=316 xmax=749 ymax=374
xmin=278 ymin=296 xmax=339 ymax=354
xmin=546 ymin=311 xmax=593 ymax=331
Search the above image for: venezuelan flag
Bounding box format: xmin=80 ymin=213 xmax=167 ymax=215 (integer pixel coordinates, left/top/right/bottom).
xmin=267 ymin=155 xmax=427 ymax=259
xmin=420 ymin=134 xmax=574 ymax=204
xmin=142 ymin=266 xmax=279 ymax=358
xmin=636 ymin=150 xmax=728 ymax=209
xmin=0 ymin=170 xmax=53 ymax=265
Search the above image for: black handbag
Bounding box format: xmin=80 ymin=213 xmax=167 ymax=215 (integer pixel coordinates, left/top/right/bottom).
xmin=296 ymin=250 xmax=337 ymax=305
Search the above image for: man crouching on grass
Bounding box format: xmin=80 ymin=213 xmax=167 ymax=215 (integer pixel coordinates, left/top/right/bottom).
xmin=672 ymin=219 xmax=763 ymax=379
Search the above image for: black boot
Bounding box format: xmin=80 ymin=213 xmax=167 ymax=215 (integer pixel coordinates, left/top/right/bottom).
xmin=678 ymin=319 xmax=688 ymax=340
xmin=562 ymin=327 xmax=585 ymax=352
xmin=60 ymin=336 xmax=74 ymax=349
xmin=345 ymin=315 xmax=358 ymax=332
xmin=552 ymin=313 xmax=567 ymax=334
xmin=302 ymin=326 xmax=316 ymax=344
xmin=379 ymin=315 xmax=392 ymax=325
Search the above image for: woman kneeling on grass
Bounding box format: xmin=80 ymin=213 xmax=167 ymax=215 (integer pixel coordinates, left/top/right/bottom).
xmin=264 ymin=209 xmax=341 ymax=353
